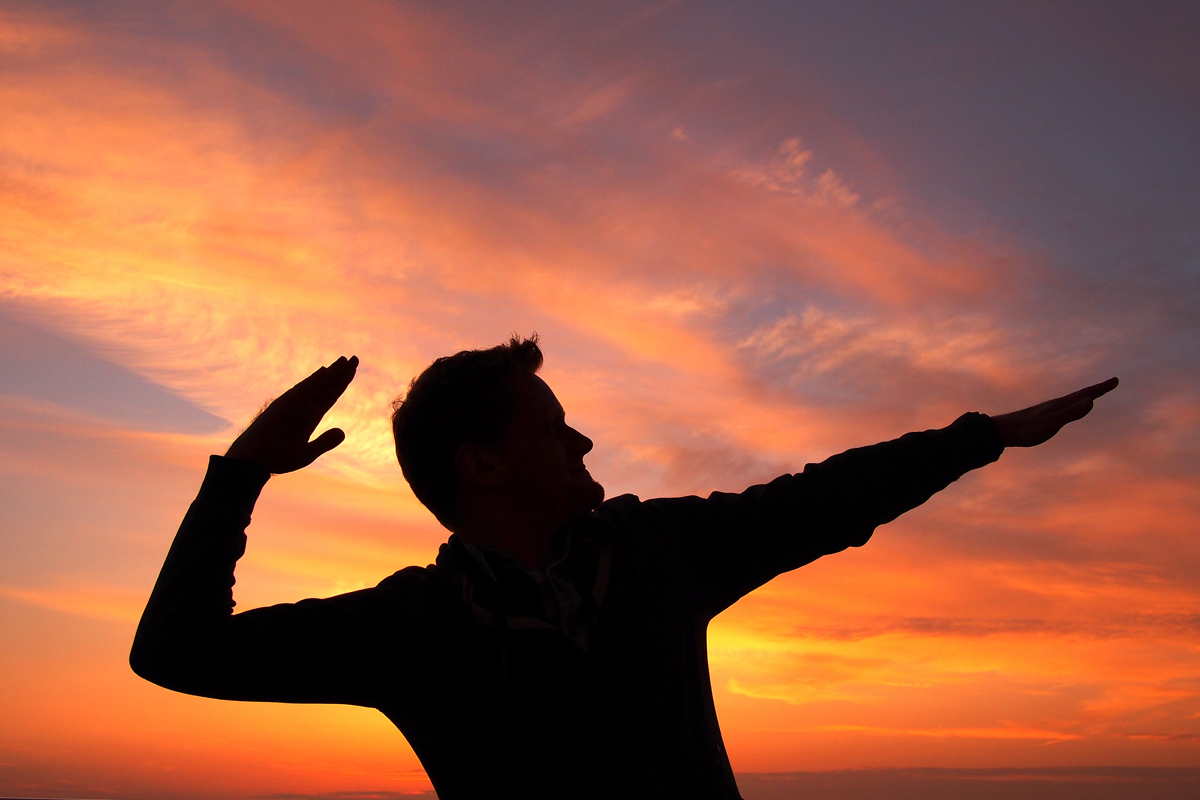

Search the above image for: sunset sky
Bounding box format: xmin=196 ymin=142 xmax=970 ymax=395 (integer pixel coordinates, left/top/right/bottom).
xmin=2 ymin=1 xmax=1198 ymax=798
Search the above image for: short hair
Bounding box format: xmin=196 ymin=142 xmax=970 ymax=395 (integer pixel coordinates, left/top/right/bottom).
xmin=392 ymin=334 xmax=543 ymax=528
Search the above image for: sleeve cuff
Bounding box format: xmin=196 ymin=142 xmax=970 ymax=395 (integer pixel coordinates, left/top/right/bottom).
xmin=949 ymin=411 xmax=1005 ymax=471
xmin=195 ymin=455 xmax=272 ymax=515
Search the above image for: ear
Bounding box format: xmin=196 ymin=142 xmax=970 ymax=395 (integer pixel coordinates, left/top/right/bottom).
xmin=455 ymin=442 xmax=503 ymax=487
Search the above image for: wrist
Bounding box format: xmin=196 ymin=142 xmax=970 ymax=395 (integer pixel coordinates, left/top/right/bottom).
xmin=223 ymin=442 xmax=272 ymax=472
xmin=988 ymin=413 xmax=1014 ymax=448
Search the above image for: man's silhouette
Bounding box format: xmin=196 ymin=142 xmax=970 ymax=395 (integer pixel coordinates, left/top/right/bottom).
xmin=131 ymin=336 xmax=1117 ymax=799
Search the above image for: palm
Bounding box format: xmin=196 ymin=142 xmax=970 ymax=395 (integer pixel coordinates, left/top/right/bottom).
xmin=225 ymin=356 xmax=359 ymax=473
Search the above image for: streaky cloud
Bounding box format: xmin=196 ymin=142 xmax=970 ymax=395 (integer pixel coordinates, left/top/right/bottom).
xmin=0 ymin=306 xmax=229 ymax=434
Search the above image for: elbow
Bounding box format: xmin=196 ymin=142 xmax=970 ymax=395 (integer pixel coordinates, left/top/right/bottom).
xmin=129 ymin=636 xmax=161 ymax=685
xmin=130 ymin=623 xmax=222 ymax=697
xmin=129 ymin=627 xmax=180 ymax=689
xmin=129 ymin=644 xmax=191 ymax=693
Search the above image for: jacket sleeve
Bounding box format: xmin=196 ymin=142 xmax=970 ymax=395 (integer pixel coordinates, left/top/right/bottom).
xmin=129 ymin=456 xmax=403 ymax=706
xmin=621 ymin=412 xmax=1004 ymax=619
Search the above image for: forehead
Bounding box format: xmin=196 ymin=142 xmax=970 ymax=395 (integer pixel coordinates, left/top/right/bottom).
xmin=510 ymin=373 xmax=564 ymax=421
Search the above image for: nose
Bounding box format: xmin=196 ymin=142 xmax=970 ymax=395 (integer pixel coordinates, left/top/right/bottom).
xmin=568 ymin=425 xmax=593 ymax=456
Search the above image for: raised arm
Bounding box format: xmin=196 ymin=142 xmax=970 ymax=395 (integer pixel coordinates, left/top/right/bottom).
xmin=130 ymin=356 xmax=400 ymax=705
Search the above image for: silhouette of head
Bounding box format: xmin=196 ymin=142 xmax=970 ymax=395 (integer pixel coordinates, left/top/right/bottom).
xmin=392 ymin=335 xmax=603 ymax=530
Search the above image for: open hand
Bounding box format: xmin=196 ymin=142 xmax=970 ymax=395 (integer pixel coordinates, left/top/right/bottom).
xmin=991 ymin=377 xmax=1118 ymax=448
xmin=224 ymin=356 xmax=359 ymax=473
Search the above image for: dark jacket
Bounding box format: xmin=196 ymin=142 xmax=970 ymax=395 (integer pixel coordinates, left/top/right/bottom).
xmin=130 ymin=413 xmax=1003 ymax=799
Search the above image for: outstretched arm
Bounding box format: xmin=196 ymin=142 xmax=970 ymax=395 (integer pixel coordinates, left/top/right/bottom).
xmin=130 ymin=356 xmax=398 ymax=704
xmin=629 ymin=378 xmax=1120 ymax=618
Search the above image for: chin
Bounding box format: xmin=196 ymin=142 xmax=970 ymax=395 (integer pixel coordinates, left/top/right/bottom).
xmin=572 ymin=478 xmax=605 ymax=514
xmin=586 ymin=480 xmax=606 ymax=510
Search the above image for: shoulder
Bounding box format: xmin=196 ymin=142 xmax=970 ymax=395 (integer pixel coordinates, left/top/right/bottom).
xmin=593 ymin=492 xmax=657 ymax=532
xmin=595 ymin=490 xmax=713 ymax=528
xmin=596 ymin=492 xmax=643 ymax=515
xmin=591 ymin=491 xmax=709 ymax=551
xmin=377 ymin=563 xmax=437 ymax=586
xmin=376 ymin=563 xmax=453 ymax=596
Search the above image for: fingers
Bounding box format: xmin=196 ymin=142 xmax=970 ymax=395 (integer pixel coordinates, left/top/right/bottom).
xmin=1084 ymin=376 xmax=1119 ymax=399
xmin=1051 ymin=396 xmax=1095 ymax=428
xmin=323 ymin=354 xmax=357 ymax=374
xmin=331 ymin=355 xmax=359 ymax=390
xmin=301 ymin=358 xmax=356 ymax=461
xmin=1037 ymin=377 xmax=1120 ymax=414
xmin=1063 ymin=376 xmax=1119 ymax=404
xmin=294 ymin=354 xmax=358 ymax=385
xmin=315 ymin=355 xmax=358 ymax=398
xmin=286 ymin=356 xmax=358 ymax=410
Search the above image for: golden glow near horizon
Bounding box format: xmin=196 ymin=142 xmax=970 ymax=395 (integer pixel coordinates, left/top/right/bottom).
xmin=2 ymin=2 xmax=1198 ymax=797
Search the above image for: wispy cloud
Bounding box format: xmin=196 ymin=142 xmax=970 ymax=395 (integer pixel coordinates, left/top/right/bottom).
xmin=0 ymin=583 xmax=145 ymax=623
xmin=734 ymin=138 xmax=861 ymax=208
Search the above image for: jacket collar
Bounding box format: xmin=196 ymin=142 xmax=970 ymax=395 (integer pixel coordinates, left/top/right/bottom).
xmin=435 ymin=516 xmax=613 ymax=630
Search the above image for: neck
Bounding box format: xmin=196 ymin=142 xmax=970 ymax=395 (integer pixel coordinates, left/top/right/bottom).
xmin=454 ymin=499 xmax=564 ymax=572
